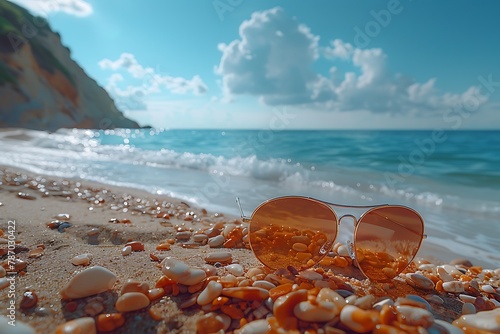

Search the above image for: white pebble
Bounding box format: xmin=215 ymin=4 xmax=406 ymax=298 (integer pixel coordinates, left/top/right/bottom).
xmin=462 ymin=302 xmax=476 ymax=315
xmin=459 ymin=294 xmax=476 ymax=304
xmin=71 ymin=253 xmax=93 ymax=266
xmin=337 ymin=245 xmax=350 ymax=257
xmin=115 ymin=292 xmax=150 ymax=312
xmin=252 ymin=280 xmax=276 ymax=290
xmin=453 ymin=308 xmax=500 ymax=332
xmin=0 ymin=267 xmax=6 ymax=278
xmin=373 ymin=298 xmax=394 ymax=311
xmin=437 ymin=267 xmax=454 ymax=282
xmin=226 ymin=264 xmax=244 ymax=276
xmin=481 ymin=284 xmax=495 ymax=293
xmin=340 ymin=305 xmax=379 ymax=333
xmin=121 ymin=245 xmax=132 ymax=256
xmin=294 ymin=300 xmax=337 ymax=322
xmin=208 ymin=235 xmax=225 ymax=247
xmin=396 ymin=305 xmax=434 ymax=327
xmin=197 ymin=281 xmax=222 ymax=306
xmin=433 ymin=320 xmax=466 ymax=334
xmin=61 ymin=266 xmax=117 ymax=299
xmin=442 ymin=281 xmax=465 ymax=293
xmin=298 ymin=270 xmax=323 ymax=281
xmin=0 ymin=278 xmax=9 ymax=290
xmin=238 ymin=319 xmax=271 ymax=334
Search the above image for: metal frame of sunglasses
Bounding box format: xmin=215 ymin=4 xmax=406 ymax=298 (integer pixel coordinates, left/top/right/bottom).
xmin=236 ymin=196 xmax=426 ymax=281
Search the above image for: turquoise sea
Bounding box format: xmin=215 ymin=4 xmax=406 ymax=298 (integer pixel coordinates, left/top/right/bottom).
xmin=1 ymin=129 xmax=499 ymax=267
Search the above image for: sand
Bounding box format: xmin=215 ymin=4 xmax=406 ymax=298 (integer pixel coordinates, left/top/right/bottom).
xmin=0 ymin=166 xmax=497 ymax=333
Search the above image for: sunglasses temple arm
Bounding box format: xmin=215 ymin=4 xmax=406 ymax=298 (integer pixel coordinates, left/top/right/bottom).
xmin=235 ymin=197 xmax=250 ymax=222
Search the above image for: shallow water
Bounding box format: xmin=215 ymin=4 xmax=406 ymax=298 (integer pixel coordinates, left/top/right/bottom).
xmin=1 ymin=128 xmax=499 ymax=267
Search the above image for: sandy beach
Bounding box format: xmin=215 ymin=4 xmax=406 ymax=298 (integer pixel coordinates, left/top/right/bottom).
xmin=1 ymin=166 xmax=499 ymax=333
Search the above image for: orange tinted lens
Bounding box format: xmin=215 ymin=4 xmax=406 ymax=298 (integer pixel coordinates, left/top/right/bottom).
xmin=249 ymin=197 xmax=337 ymax=270
xmin=354 ymin=206 xmax=424 ymax=281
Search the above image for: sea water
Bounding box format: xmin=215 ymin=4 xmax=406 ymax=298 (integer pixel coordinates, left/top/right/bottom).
xmin=1 ymin=128 xmax=499 ymax=267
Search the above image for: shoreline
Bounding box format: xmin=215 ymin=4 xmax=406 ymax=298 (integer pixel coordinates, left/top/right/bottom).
xmin=0 ymin=166 xmax=499 ymax=333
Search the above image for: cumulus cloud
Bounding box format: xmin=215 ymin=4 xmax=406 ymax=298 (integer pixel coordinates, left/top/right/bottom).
xmin=8 ymin=0 xmax=93 ymax=17
xmin=99 ymin=53 xmax=208 ymax=111
xmin=216 ymin=7 xmax=488 ymax=114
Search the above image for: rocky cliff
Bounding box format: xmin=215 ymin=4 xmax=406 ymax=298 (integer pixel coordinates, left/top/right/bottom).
xmin=0 ymin=0 xmax=140 ymax=130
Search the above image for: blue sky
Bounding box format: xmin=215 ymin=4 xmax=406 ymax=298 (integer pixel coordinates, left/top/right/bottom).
xmin=10 ymin=0 xmax=500 ymax=129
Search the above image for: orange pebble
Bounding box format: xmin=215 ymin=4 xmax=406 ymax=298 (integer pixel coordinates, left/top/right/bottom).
xmin=435 ymin=280 xmax=444 ymax=292
xmin=269 ymin=283 xmax=293 ymax=301
xmin=212 ymin=296 xmax=230 ymax=309
xmin=96 ymin=313 xmax=125 ymax=332
xmin=298 ymin=282 xmax=314 ymax=290
xmin=334 ymin=256 xmax=349 ymax=268
xmin=223 ymin=239 xmax=236 ymax=248
xmin=149 ymin=253 xmax=160 ymax=262
xmin=155 ymin=275 xmax=176 ymax=288
xmin=147 ymin=288 xmax=165 ymax=301
xmin=221 ymin=304 xmax=244 ymax=319
xmin=149 ymin=307 xmax=163 ymax=321
xmin=125 ymin=241 xmax=144 ymax=251
xmin=156 ymin=243 xmax=171 ymax=251
xmin=379 ymin=304 xmax=398 ymax=325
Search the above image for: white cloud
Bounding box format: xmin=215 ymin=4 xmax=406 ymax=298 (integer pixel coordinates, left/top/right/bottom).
xmin=99 ymin=53 xmax=208 ymax=111
xmin=216 ymin=7 xmax=489 ymax=115
xmin=8 ymin=0 xmax=93 ymax=17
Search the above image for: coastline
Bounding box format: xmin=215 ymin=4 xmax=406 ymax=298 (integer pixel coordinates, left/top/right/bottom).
xmin=0 ymin=166 xmax=498 ymax=333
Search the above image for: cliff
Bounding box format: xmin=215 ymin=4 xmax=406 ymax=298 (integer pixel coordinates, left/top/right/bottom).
xmin=0 ymin=0 xmax=141 ymax=130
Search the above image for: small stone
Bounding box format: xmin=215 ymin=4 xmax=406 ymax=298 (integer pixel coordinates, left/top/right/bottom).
xmin=354 ymin=295 xmax=375 ymax=310
xmin=71 ymin=253 xmax=93 ymax=266
xmin=238 ymin=319 xmax=271 ymax=334
xmin=298 ymin=270 xmax=323 ymax=281
xmin=0 ymin=267 xmax=6 ymax=278
xmin=96 ymin=313 xmax=125 ymax=332
xmin=0 ymin=278 xmax=10 ymax=290
xmin=121 ymin=280 xmax=149 ymax=295
xmin=226 ymin=264 xmax=244 ymax=276
xmin=340 ymin=305 xmax=379 ymax=333
xmin=121 ymin=245 xmax=132 ymax=256
xmin=462 ymin=302 xmax=476 ymax=315
xmin=84 ymin=301 xmax=104 ymax=316
xmin=205 ymin=252 xmax=232 ymax=264
xmin=28 ymin=248 xmax=44 ymax=258
xmin=20 ymin=290 xmax=38 ymax=309
xmin=58 ymin=222 xmax=72 ymax=233
xmin=459 ymin=294 xmax=476 ymax=304
xmin=161 ymin=257 xmax=206 ymax=286
xmin=252 ymin=280 xmax=276 ymax=290
xmin=193 ymin=234 xmax=208 ymax=243
xmin=407 ymin=273 xmax=435 ymax=290
xmin=197 ymin=281 xmax=223 ymax=306
xmin=442 ymin=281 xmax=465 ymax=293
xmin=273 ymin=290 xmax=308 ymax=330
xmin=61 ymin=266 xmax=117 ymax=299
xmin=294 ymin=300 xmax=338 ymax=322
xmin=55 ymin=213 xmax=71 ymax=220
xmin=176 ymin=231 xmax=192 ymax=241
xmin=373 ymin=298 xmax=394 ymax=311
xmin=115 ymin=292 xmax=150 ymax=312
xmin=396 ymin=305 xmax=434 ymax=327
xmin=437 ymin=267 xmax=454 ymax=282
xmin=450 ymin=258 xmax=473 ymax=267
xmin=208 ymin=235 xmax=225 ymax=247
xmin=55 ymin=317 xmax=96 ymax=334
xmin=433 ymin=319 xmax=467 ymax=334
xmin=481 ymin=284 xmax=496 ymax=293
xmin=453 ymin=308 xmax=500 ymax=333
xmin=222 ymin=287 xmax=269 ymax=301
xmin=196 ymin=313 xmax=225 ymax=334
xmin=125 ymin=241 xmax=144 ymax=251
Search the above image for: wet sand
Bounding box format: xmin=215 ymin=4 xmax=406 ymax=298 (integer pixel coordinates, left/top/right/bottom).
xmin=0 ymin=166 xmax=498 ymax=333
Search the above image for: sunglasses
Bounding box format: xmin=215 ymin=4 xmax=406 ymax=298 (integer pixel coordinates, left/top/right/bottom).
xmin=236 ymin=196 xmax=426 ymax=282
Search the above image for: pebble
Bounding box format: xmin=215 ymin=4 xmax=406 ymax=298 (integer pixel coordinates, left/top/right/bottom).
xmin=252 ymin=280 xmax=276 ymax=290
xmin=273 ymin=290 xmax=308 ymax=330
xmin=408 ymin=273 xmax=435 ymax=290
xmin=125 ymin=241 xmax=144 ymax=251
xmin=71 ymin=253 xmax=93 ymax=266
xmin=121 ymin=280 xmax=149 ymax=295
xmin=55 ymin=213 xmax=71 ymax=220
xmin=373 ymin=298 xmax=394 ymax=311
xmin=197 ymin=281 xmax=223 ymax=305
xmin=96 ymin=313 xmax=125 ymax=332
xmin=115 ymin=292 xmax=150 ymax=312
xmin=121 ymin=245 xmax=132 ymax=256
xmin=17 ymin=192 xmax=36 ymax=200
xmin=84 ymin=301 xmax=104 ymax=316
xmin=55 ymin=317 xmax=96 ymax=334
xmin=396 ymin=305 xmax=434 ymax=327
xmin=401 ymin=294 xmax=432 ymax=311
xmin=205 ymin=252 xmax=232 ymax=264
xmin=433 ymin=319 xmax=467 ymax=334
xmin=354 ymin=294 xmax=375 ymax=310
xmin=438 ymin=267 xmax=454 ymax=282
xmin=222 ymin=287 xmax=269 ymax=301
xmin=161 ymin=257 xmax=206 ymax=285
xmin=298 ymin=270 xmax=323 ymax=281
xmin=20 ymin=290 xmax=38 ymax=309
xmin=450 ymin=258 xmax=473 ymax=267
xmin=0 ymin=277 xmax=10 ymax=290
xmin=176 ymin=231 xmax=192 ymax=241
xmin=337 ymin=244 xmax=350 ymax=257
xmin=452 ymin=308 xmax=500 ymax=333
xmin=340 ymin=305 xmax=379 ymax=333
xmin=0 ymin=316 xmax=36 ymax=333
xmin=294 ymin=300 xmax=338 ymax=322
xmin=238 ymin=319 xmax=271 ymax=334
xmin=440 ymin=264 xmax=463 ymax=276
xmin=226 ymin=264 xmax=244 ymax=276
xmin=61 ymin=266 xmax=117 ymax=299
xmin=462 ymin=302 xmax=476 ymax=315
xmin=459 ymin=294 xmax=476 ymax=304
xmin=0 ymin=267 xmax=6 ymax=278
xmin=481 ymin=284 xmax=495 ymax=293
xmin=193 ymin=234 xmax=209 ymax=243
xmin=442 ymin=281 xmax=465 ymax=293
xmin=58 ymin=222 xmax=72 ymax=233
xmin=28 ymin=248 xmax=44 ymax=258
xmin=208 ymin=235 xmax=225 ymax=247
xmin=196 ymin=313 xmax=225 ymax=333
